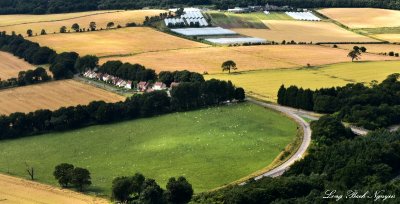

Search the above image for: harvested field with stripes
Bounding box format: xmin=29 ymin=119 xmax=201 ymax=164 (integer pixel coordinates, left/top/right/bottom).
xmin=101 ymin=45 xmax=395 ymax=73
xmin=0 ymin=51 xmax=35 ymax=79
xmin=0 ymin=10 xmax=166 ymax=36
xmin=318 ymin=8 xmax=400 ymax=28
xmin=0 ymin=80 xmax=125 ymax=115
xmin=30 ymin=27 xmax=209 ymax=57
xmin=233 ymin=20 xmax=379 ymax=43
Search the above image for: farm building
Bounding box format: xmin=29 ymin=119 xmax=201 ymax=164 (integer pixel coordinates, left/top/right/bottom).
xmin=164 ymin=8 xmax=209 ymax=27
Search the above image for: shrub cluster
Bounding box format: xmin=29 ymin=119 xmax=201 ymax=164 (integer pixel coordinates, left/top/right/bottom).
xmin=112 ymin=173 xmax=193 ymax=204
xmin=54 ymin=163 xmax=92 ymax=191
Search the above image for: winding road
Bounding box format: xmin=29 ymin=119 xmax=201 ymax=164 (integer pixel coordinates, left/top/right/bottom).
xmin=247 ymin=98 xmax=312 ymax=179
xmin=246 ymin=97 xmax=400 ymax=181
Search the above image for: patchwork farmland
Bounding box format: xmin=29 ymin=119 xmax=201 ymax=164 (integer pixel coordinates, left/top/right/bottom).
xmin=0 ymin=103 xmax=298 ymax=194
xmin=30 ymin=27 xmax=209 ymax=57
xmin=101 ymin=45 xmax=395 ymax=73
xmin=1 ymin=2 xmax=400 ymax=203
xmin=207 ymin=61 xmax=400 ymax=101
xmin=0 ymin=10 xmax=166 ymax=36
xmin=0 ymin=80 xmax=124 ymax=115
xmin=0 ymin=51 xmax=35 ymax=79
xmin=233 ymin=20 xmax=379 ymax=43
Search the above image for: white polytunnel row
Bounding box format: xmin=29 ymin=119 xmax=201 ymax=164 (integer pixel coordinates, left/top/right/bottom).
xmin=205 ymin=37 xmax=267 ymax=45
xmin=285 ymin=12 xmax=321 ymax=21
xmin=171 ymin=27 xmax=237 ymax=36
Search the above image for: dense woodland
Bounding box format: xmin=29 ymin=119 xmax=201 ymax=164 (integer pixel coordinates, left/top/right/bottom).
xmin=194 ymin=116 xmax=400 ymax=203
xmin=278 ymin=74 xmax=400 ymax=130
xmin=0 ymin=0 xmax=399 ymax=14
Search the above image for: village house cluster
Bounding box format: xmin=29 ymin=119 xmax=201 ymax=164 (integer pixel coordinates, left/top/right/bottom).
xmin=83 ymin=70 xmax=177 ymax=92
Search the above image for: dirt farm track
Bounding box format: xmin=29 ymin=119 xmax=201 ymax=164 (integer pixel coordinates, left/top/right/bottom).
xmin=0 ymin=174 xmax=108 ymax=204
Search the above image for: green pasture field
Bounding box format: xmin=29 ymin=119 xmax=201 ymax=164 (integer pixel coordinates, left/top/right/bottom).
xmin=205 ymin=11 xmax=292 ymax=28
xmin=0 ymin=103 xmax=298 ymax=196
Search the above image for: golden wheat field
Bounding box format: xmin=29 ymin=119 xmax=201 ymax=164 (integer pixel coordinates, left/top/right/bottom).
xmin=324 ymin=43 xmax=400 ymax=54
xmin=30 ymin=27 xmax=209 ymax=57
xmin=0 ymin=80 xmax=125 ymax=115
xmin=233 ymin=20 xmax=379 ymax=43
xmin=0 ymin=51 xmax=35 ymax=80
xmin=0 ymin=174 xmax=108 ymax=204
xmin=0 ymin=10 xmax=110 ymax=26
xmin=101 ymin=45 xmax=395 ymax=73
xmin=372 ymin=34 xmax=400 ymax=43
xmin=0 ymin=10 xmax=166 ymax=36
xmin=318 ymin=8 xmax=400 ymax=28
xmin=206 ymin=61 xmax=400 ymax=102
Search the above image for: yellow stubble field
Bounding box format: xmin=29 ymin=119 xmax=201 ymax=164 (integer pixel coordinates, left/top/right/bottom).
xmin=206 ymin=61 xmax=400 ymax=102
xmin=30 ymin=27 xmax=209 ymax=57
xmin=0 ymin=51 xmax=35 ymax=80
xmin=101 ymin=45 xmax=395 ymax=73
xmin=0 ymin=80 xmax=125 ymax=115
xmin=371 ymin=34 xmax=400 ymax=43
xmin=0 ymin=174 xmax=108 ymax=204
xmin=318 ymin=8 xmax=400 ymax=28
xmin=233 ymin=20 xmax=379 ymax=43
xmin=0 ymin=10 xmax=166 ymax=36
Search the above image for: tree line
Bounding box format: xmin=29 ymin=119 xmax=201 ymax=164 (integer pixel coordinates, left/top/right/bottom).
xmin=193 ymin=116 xmax=400 ymax=203
xmin=0 ymin=67 xmax=51 ymax=89
xmin=0 ymin=31 xmax=83 ymax=80
xmin=277 ymin=73 xmax=400 ymax=130
xmin=0 ymin=32 xmax=214 ymax=87
xmin=1 ymin=0 xmax=399 ymax=14
xmin=0 ymin=79 xmax=245 ymax=141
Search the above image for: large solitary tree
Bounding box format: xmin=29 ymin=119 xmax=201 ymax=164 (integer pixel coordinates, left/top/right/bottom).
xmin=106 ymin=22 xmax=115 ymax=29
xmin=60 ymin=26 xmax=67 ymax=33
xmin=165 ymin=176 xmax=193 ymax=204
xmin=71 ymin=167 xmax=91 ymax=191
xmin=54 ymin=163 xmax=74 ymax=187
xmin=221 ymin=60 xmax=237 ymax=74
xmin=89 ymin=22 xmax=96 ymax=31
xmin=26 ymin=29 xmax=33 ymax=37
xmin=71 ymin=23 xmax=80 ymax=32
xmin=347 ymin=49 xmax=361 ymax=62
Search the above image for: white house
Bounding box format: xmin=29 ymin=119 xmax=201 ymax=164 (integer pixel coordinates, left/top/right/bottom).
xmin=125 ymin=81 xmax=132 ymax=89
xmin=153 ymin=82 xmax=167 ymax=90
